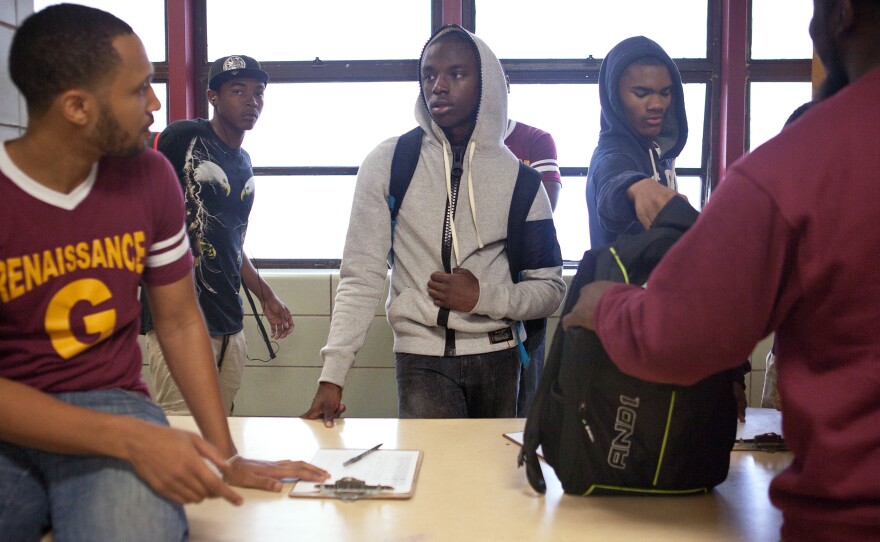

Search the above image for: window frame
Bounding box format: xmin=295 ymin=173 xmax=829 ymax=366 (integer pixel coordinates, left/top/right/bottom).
xmin=154 ymin=0 xmax=812 ymax=268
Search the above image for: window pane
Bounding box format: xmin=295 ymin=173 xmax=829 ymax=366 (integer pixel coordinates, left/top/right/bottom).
xmin=677 ymin=176 xmax=703 ymax=212
xmin=507 ymin=84 xmax=597 ymax=168
xmin=245 ymin=176 xmax=355 ymax=260
xmin=247 ymin=173 xmax=593 ymax=261
xmin=677 ymin=84 xmax=707 ymax=169
xmin=248 ymin=172 xmax=701 ymax=260
xmin=475 ymin=0 xmax=707 ymax=59
xmin=247 ymin=82 xmax=420 ymax=167
xmin=207 ymin=0 xmax=430 ymax=61
xmin=151 ymin=83 xmax=168 ymax=133
xmin=33 ymin=0 xmax=167 ymax=61
xmin=555 ymin=176 xmax=589 ymax=261
xmin=249 ymin=176 xmax=593 ymax=262
xmin=250 ymin=175 xmax=594 ymax=262
xmin=749 ymin=82 xmax=813 ymax=151
xmin=751 ymin=0 xmax=813 ymax=59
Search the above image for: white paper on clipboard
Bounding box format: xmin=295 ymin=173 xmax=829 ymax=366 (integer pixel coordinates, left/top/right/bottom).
xmin=288 ymin=448 xmax=422 ymax=499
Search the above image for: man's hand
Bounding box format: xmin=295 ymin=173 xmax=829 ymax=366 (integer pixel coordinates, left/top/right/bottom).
xmin=240 ymin=256 xmax=294 ymax=339
xmin=427 ymin=268 xmax=479 ymax=312
xmin=222 ymin=456 xmax=330 ymax=492
xmin=124 ymin=422 xmax=244 ymax=506
xmin=301 ymin=382 xmax=346 ymax=428
xmin=626 ymin=178 xmax=684 ymax=229
xmin=262 ymin=294 xmax=294 ymax=340
xmin=561 ymin=281 xmax=618 ymax=331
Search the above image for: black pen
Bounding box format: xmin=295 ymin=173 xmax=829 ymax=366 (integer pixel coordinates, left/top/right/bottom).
xmin=343 ymin=443 xmax=382 ymax=466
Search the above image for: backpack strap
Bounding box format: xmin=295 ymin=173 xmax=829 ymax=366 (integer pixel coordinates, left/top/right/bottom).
xmin=506 ymin=163 xmax=558 ymax=361
xmin=387 ymin=127 xmax=424 ymax=265
xmin=506 ymin=162 xmax=543 ymax=281
xmin=241 ymin=277 xmax=276 ymax=361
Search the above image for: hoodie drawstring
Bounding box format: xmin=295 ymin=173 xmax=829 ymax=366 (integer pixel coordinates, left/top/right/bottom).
xmin=465 ymin=141 xmax=483 ymax=250
xmin=443 ymin=139 xmax=483 ymax=268
xmin=649 ymin=143 xmax=678 ymax=193
xmin=668 ymin=158 xmax=678 ymax=193
xmin=649 ymin=144 xmax=661 ymax=182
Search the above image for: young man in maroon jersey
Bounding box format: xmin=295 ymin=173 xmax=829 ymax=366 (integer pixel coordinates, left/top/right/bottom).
xmin=0 ymin=5 xmax=326 ymax=540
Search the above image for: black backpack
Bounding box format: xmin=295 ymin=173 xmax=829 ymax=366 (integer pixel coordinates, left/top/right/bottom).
xmin=388 ymin=127 xmax=561 ymax=356
xmin=518 ymin=197 xmax=737 ymax=496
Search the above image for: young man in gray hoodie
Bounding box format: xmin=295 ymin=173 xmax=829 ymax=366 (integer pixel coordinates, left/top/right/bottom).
xmin=303 ymin=26 xmax=565 ymax=425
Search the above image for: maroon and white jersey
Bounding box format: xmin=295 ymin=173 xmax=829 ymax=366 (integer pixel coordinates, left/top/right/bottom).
xmin=0 ymin=144 xmax=192 ymax=395
xmin=504 ymin=120 xmax=561 ymax=185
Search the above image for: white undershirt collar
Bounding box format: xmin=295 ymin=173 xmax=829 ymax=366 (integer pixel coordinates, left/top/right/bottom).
xmin=0 ymin=141 xmax=98 ymax=211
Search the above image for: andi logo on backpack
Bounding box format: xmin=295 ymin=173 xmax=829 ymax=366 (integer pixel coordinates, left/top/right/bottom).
xmin=518 ymin=196 xmax=738 ymax=496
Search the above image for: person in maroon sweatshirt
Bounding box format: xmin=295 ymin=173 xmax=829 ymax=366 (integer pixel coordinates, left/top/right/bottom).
xmin=563 ymin=1 xmax=880 ymax=540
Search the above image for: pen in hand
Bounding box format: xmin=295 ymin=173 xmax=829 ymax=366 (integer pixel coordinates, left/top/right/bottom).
xmin=343 ymin=443 xmax=382 ymax=467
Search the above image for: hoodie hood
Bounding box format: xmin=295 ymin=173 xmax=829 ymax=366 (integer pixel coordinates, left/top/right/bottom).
xmin=415 ymin=25 xmax=509 ymax=152
xmin=412 ymin=25 xmax=515 ymax=267
xmin=597 ymin=36 xmax=688 ymax=160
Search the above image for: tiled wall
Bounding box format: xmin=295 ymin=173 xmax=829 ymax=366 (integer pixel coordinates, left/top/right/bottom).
xmin=143 ymin=271 xmax=774 ymax=418
xmin=143 ymin=270 xmax=467 ymax=418
xmin=0 ymin=1 xmax=29 ymax=139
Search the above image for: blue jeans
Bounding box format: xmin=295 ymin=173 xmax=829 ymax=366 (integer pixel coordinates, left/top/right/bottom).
xmin=0 ymin=389 xmax=188 ymax=542
xmin=516 ymin=338 xmax=546 ymax=418
xmin=396 ymin=348 xmax=520 ymax=418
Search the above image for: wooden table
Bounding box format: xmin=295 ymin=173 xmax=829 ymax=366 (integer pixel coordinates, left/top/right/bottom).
xmin=170 ymin=415 xmax=792 ymax=541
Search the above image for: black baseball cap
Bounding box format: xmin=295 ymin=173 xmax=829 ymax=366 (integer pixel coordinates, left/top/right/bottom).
xmin=208 ymin=55 xmax=269 ymax=90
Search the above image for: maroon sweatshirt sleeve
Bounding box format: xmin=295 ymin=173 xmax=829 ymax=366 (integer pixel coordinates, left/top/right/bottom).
xmin=594 ymin=171 xmax=795 ymax=385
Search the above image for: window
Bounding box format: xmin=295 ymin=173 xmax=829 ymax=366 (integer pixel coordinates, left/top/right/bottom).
xmin=34 ymin=1 xmax=816 ymax=266
xmin=473 ymin=0 xmax=708 ymax=59
xmin=151 ymin=83 xmax=169 ymax=133
xmin=749 ymin=82 xmax=812 ymax=150
xmin=33 ymin=0 xmax=167 ymax=61
xmin=206 ymin=0 xmax=430 ymax=60
xmin=200 ymin=0 xmax=432 ymax=265
xmin=245 ymin=82 xmax=418 ymax=167
xmin=474 ymin=0 xmax=712 ymax=260
xmin=751 ymin=0 xmax=813 ymax=59
xmin=33 ymin=0 xmax=169 ymax=128
xmin=225 ymin=0 xmax=721 ymax=263
xmin=748 ymin=1 xmax=815 ymax=151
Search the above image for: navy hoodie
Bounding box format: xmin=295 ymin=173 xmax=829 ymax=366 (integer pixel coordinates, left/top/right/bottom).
xmin=586 ymin=36 xmax=688 ymax=248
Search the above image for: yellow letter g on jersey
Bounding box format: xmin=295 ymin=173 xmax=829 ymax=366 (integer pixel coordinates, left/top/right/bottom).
xmin=44 ymin=278 xmax=117 ymax=360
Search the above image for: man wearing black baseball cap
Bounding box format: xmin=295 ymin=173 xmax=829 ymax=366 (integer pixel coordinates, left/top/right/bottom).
xmin=208 ymin=54 xmax=269 ymax=91
xmin=142 ymin=55 xmax=294 ymax=417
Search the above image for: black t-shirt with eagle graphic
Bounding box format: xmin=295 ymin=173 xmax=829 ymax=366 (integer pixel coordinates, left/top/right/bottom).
xmin=143 ymin=119 xmax=255 ymax=335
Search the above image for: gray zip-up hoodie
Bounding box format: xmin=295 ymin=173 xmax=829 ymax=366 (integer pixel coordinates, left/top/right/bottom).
xmin=319 ymin=26 xmax=565 ymax=387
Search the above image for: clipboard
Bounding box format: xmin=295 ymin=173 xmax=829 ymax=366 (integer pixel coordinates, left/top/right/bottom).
xmin=733 ymin=407 xmax=787 ymax=451
xmin=289 ymin=448 xmax=423 ymax=500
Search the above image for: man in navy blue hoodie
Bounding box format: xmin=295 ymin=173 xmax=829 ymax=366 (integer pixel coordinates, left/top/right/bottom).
xmin=586 ymin=36 xmax=688 ymax=249
xmin=585 ymin=36 xmax=748 ymax=420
